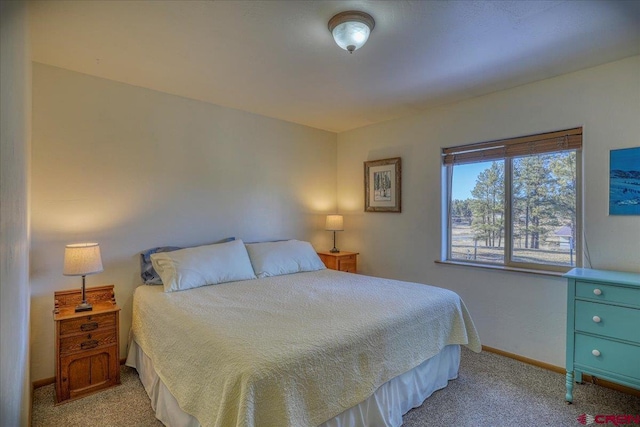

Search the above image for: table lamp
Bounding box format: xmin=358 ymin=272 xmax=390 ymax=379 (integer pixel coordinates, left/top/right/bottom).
xmin=63 ymin=243 xmax=104 ymax=312
xmin=325 ymin=214 xmax=344 ymax=253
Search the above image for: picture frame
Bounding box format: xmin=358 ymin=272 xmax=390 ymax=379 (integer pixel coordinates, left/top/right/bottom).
xmin=364 ymin=157 xmax=401 ymax=212
xmin=609 ymin=146 xmax=640 ymax=215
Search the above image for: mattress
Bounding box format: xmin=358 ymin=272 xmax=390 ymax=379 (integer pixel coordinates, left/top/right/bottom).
xmin=129 ymin=269 xmax=481 ymax=427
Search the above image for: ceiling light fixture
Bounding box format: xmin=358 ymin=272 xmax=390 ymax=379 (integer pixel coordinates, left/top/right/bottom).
xmin=328 ymin=11 xmax=375 ymax=54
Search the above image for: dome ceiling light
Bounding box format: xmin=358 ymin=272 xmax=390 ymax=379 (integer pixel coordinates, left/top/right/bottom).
xmin=328 ymin=11 xmax=375 ymax=54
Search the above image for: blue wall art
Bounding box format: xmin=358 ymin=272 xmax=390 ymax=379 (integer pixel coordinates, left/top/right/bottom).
xmin=610 ymin=147 xmax=640 ymax=215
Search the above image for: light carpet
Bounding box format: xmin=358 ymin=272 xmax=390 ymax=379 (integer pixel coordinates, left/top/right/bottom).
xmin=32 ymin=347 xmax=639 ymax=426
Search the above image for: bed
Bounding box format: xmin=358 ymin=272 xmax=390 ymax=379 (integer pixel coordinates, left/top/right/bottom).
xmin=126 ymin=239 xmax=481 ymax=427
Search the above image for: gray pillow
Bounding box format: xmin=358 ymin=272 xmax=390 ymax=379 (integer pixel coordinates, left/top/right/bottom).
xmin=139 ymin=237 xmax=235 ymax=284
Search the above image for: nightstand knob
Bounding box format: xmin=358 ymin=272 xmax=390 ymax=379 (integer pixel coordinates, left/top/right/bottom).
xmin=592 ymin=316 xmax=601 ymax=323
xmin=592 ymin=349 xmax=601 ymax=357
xmin=593 ymin=289 xmax=602 ymax=296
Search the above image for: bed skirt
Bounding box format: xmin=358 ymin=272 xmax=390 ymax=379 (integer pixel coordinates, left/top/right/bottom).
xmin=126 ymin=339 xmax=460 ymax=427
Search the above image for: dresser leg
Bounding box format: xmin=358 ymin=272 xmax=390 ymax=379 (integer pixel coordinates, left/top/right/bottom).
xmin=565 ymin=371 xmax=574 ymax=403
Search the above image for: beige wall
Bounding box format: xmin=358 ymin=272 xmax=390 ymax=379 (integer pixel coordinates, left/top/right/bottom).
xmin=0 ymin=0 xmax=31 ymax=424
xmin=30 ymin=63 xmax=337 ymax=380
xmin=337 ymin=56 xmax=640 ymax=367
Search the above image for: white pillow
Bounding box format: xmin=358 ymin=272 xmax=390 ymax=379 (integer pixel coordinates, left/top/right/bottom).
xmin=150 ymin=239 xmax=256 ymax=292
xmin=245 ymin=240 xmax=326 ymax=278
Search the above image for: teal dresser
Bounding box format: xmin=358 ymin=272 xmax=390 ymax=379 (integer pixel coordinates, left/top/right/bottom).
xmin=564 ymin=268 xmax=640 ymax=403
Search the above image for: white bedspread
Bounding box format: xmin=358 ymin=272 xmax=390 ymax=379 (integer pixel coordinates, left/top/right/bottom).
xmin=131 ymin=269 xmax=481 ymax=427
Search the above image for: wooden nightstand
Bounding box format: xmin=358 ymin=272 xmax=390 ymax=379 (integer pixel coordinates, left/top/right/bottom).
xmin=53 ymin=285 xmax=120 ymax=404
xmin=317 ymin=251 xmax=358 ymax=273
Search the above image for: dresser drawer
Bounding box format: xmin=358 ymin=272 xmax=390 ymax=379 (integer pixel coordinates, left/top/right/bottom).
xmin=59 ymin=329 xmax=117 ymax=356
xmin=59 ymin=312 xmax=116 ymax=336
xmin=575 ymin=334 xmax=640 ymax=381
xmin=575 ymin=281 xmax=640 ymax=308
xmin=575 ymin=301 xmax=640 ymax=343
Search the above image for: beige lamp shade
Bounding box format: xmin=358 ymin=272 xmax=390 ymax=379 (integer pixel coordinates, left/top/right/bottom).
xmin=325 ymin=214 xmax=344 ymax=231
xmin=63 ymin=243 xmax=104 ymax=276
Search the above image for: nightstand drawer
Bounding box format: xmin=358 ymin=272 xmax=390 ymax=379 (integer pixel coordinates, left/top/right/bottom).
xmin=59 ymin=328 xmax=117 ymax=356
xmin=576 ymin=281 xmax=640 ymax=308
xmin=59 ymin=312 xmax=117 ymax=336
xmin=317 ymin=251 xmax=358 ymax=273
xmin=339 ymin=262 xmax=356 ymax=273
xmin=338 ymin=255 xmax=357 ymax=272
xmin=575 ymin=301 xmax=640 ymax=343
xmin=575 ymin=334 xmax=640 ymax=381
xmin=338 ymin=254 xmax=356 ymax=262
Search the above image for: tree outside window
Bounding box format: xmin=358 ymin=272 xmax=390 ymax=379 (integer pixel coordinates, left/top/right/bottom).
xmin=444 ymin=128 xmax=581 ymax=272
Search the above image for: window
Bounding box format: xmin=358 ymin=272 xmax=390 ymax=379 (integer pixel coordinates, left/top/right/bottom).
xmin=442 ymin=128 xmax=582 ymax=272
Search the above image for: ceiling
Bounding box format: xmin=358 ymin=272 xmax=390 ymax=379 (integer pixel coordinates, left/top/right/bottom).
xmin=29 ymin=0 xmax=640 ymax=133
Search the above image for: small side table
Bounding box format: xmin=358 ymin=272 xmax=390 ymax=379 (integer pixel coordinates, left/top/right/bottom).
xmin=317 ymin=251 xmax=358 ymax=273
xmin=53 ymin=284 xmax=120 ymax=403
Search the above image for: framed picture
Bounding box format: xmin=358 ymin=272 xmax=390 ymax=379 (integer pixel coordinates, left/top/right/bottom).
xmin=364 ymin=157 xmax=401 ymax=212
xmin=610 ymin=146 xmax=640 ymax=215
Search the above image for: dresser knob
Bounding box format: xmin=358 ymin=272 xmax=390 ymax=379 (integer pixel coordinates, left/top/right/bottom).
xmin=593 ymin=289 xmax=602 ymax=296
xmin=592 ymin=316 xmax=601 ymax=323
xmin=592 ymin=349 xmax=601 ymax=357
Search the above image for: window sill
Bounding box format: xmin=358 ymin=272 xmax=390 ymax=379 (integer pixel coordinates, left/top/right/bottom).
xmin=434 ymin=259 xmax=568 ymax=277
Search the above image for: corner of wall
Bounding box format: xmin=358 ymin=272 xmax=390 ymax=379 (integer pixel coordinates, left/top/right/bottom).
xmin=0 ymin=0 xmax=32 ymax=425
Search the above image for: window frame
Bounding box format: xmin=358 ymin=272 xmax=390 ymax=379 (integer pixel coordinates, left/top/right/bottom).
xmin=442 ymin=129 xmax=583 ymax=273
